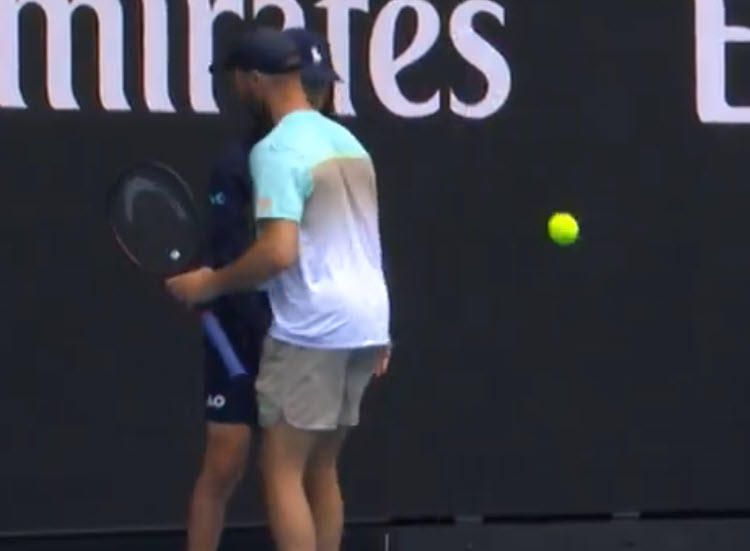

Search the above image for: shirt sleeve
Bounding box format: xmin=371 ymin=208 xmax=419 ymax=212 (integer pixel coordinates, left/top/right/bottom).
xmin=250 ymin=145 xmax=310 ymax=223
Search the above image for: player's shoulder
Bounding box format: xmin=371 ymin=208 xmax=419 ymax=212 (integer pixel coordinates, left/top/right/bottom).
xmin=306 ymin=111 xmax=369 ymax=157
xmin=251 ymin=112 xmax=318 ymax=165
xmin=251 ymin=111 xmax=369 ymax=171
xmin=293 ymin=111 xmax=370 ymax=162
xmin=335 ymin=123 xmax=369 ymax=158
xmin=250 ymin=130 xmax=305 ymax=170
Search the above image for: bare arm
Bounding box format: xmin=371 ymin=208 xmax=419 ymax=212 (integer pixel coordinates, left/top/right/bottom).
xmin=211 ymin=219 xmax=299 ymax=295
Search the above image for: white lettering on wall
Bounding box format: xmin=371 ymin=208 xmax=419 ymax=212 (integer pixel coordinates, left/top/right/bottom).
xmin=316 ymin=0 xmax=369 ymax=117
xmin=370 ymin=0 xmax=440 ymax=118
xmin=695 ymin=0 xmax=750 ymax=123
xmin=0 ymin=0 xmax=128 ymax=111
xmin=0 ymin=0 xmax=511 ymax=120
xmin=254 ymin=0 xmax=306 ymax=28
xmin=142 ymin=0 xmax=174 ymax=113
xmin=450 ymin=0 xmax=511 ymax=119
xmin=187 ymin=0 xmax=244 ymax=114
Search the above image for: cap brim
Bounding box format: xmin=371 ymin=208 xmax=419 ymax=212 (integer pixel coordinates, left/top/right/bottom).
xmin=210 ymin=57 xmax=302 ymax=75
xmin=302 ymin=65 xmax=341 ymax=84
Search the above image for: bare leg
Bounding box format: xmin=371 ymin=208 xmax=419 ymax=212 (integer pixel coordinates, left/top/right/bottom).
xmin=186 ymin=423 xmax=250 ymax=551
xmin=260 ymin=420 xmax=317 ymax=551
xmin=304 ymin=428 xmax=349 ymax=551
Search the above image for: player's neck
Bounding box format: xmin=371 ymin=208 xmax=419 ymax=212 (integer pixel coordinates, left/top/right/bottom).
xmin=267 ymin=88 xmax=312 ymax=124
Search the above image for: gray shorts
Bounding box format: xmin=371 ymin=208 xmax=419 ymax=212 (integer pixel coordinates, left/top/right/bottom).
xmin=255 ymin=337 xmax=379 ymax=430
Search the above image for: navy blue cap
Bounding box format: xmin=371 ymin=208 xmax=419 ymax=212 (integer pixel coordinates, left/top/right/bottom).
xmin=282 ymin=28 xmax=340 ymax=84
xmin=210 ymin=27 xmax=302 ymax=74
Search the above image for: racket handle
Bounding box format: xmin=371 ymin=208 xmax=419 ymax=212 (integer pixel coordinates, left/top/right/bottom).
xmin=199 ymin=311 xmax=247 ymax=379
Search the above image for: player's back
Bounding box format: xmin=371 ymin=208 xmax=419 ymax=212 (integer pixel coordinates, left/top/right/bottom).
xmin=251 ymin=110 xmax=389 ymax=349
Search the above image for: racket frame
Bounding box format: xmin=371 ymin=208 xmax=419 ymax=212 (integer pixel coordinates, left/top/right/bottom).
xmin=108 ymin=161 xmax=249 ymax=379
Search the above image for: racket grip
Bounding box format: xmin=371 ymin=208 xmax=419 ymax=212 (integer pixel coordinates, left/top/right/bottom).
xmin=199 ymin=311 xmax=247 ymax=379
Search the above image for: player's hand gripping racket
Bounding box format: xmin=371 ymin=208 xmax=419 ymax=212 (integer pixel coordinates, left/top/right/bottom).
xmin=107 ymin=161 xmax=247 ymax=379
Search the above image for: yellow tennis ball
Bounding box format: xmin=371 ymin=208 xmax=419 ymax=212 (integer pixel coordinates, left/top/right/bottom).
xmin=548 ymin=212 xmax=579 ymax=246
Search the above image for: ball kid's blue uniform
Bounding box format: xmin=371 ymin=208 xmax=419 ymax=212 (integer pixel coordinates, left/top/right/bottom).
xmin=203 ymin=130 xmax=271 ymax=425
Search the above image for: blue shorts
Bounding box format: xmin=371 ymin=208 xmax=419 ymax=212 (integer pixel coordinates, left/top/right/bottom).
xmin=203 ymin=326 xmax=263 ymax=426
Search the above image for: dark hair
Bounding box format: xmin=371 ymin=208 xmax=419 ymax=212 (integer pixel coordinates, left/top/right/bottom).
xmin=303 ymin=80 xmax=335 ymax=117
xmin=319 ymin=88 xmax=335 ymax=117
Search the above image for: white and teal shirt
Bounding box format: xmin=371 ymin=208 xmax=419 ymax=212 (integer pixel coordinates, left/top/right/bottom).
xmin=249 ymin=110 xmax=390 ymax=349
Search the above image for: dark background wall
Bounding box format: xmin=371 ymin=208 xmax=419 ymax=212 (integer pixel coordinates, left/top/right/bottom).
xmin=2 ymin=0 xmax=750 ymax=535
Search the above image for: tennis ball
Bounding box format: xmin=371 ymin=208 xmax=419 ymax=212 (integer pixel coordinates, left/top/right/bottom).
xmin=548 ymin=212 xmax=579 ymax=246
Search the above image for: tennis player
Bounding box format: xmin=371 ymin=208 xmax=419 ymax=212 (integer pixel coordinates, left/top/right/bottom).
xmin=167 ymin=26 xmax=391 ymax=551
xmin=184 ymin=27 xmax=339 ymax=551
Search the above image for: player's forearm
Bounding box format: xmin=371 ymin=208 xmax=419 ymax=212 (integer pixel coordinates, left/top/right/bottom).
xmin=212 ymin=240 xmax=288 ymax=294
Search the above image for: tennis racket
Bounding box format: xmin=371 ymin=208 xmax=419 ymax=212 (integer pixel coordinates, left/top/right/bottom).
xmin=107 ymin=161 xmax=248 ymax=379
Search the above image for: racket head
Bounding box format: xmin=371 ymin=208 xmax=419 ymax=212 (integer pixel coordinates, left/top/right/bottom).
xmin=107 ymin=161 xmax=203 ymax=277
